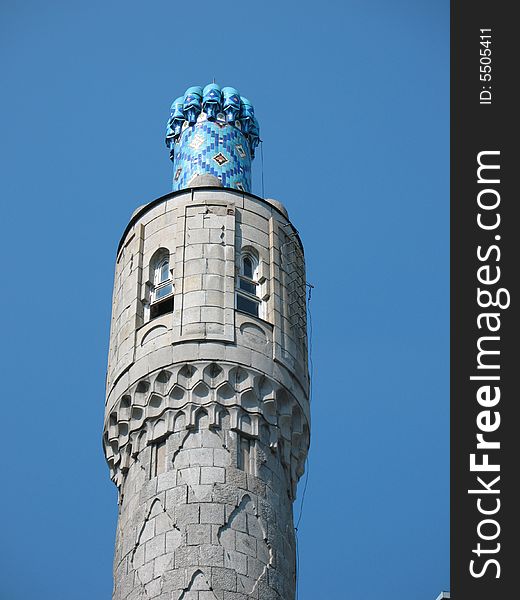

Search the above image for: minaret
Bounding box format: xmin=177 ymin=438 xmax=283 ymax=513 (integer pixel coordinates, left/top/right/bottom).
xmin=103 ymin=83 xmax=310 ymax=600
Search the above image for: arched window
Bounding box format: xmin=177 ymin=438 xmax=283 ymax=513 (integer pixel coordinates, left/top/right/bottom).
xmin=149 ymin=249 xmax=173 ymax=319
xmin=236 ymin=250 xmax=261 ymax=317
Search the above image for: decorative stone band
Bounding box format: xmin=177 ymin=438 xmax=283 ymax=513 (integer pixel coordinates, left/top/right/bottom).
xmin=103 ymin=361 xmax=310 ymax=498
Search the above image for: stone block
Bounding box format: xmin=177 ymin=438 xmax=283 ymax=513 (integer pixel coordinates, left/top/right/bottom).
xmin=157 ymin=470 xmax=178 ymax=493
xmin=201 ymin=306 xmax=225 ymax=324
xmin=237 ymin=574 xmax=257 ymax=595
xmin=235 ymin=531 xmax=256 ymax=557
xmin=160 ymin=567 xmax=186 ymax=592
xmin=247 ymin=475 xmax=266 ymax=498
xmin=239 ymin=209 xmax=269 ymax=233
xmin=166 ymin=528 xmax=182 ymax=553
xmin=139 ymin=478 xmax=157 ymax=504
xmin=182 ymin=307 xmax=201 ymax=325
xmin=184 ymin=432 xmax=203 ymax=450
xmin=184 ymin=258 xmax=207 ymax=277
xmin=171 ymin=449 xmax=190 ymax=469
xmin=205 ymin=243 xmax=225 ymax=260
xmin=184 ymin=243 xmax=205 ymax=261
xmin=231 ymin=508 xmax=250 ymax=534
xmin=183 ymin=290 xmax=206 ymax=309
xmin=223 ymin=593 xmax=249 ymax=600
xmin=186 ymin=228 xmax=210 ymax=245
xmin=174 ymin=545 xmax=199 ymax=568
xmin=174 ymin=503 xmax=200 ymax=526
xmin=256 ymin=538 xmax=270 ymax=565
xmin=186 ymin=213 xmax=204 ymax=229
xmin=206 ymin=290 xmax=225 ymax=308
xmin=196 ymin=342 xmax=227 ymax=361
xmin=186 ymin=523 xmax=212 ymax=545
xmin=119 ymin=571 xmax=136 ymax=599
xmin=200 ymin=503 xmax=225 ymax=525
xmin=145 ymin=533 xmax=166 ymax=562
xmin=181 ymin=322 xmax=207 ymax=337
xmin=166 ymin=485 xmax=188 ymax=508
xmin=178 ymin=467 xmax=201 ymax=487
xmin=213 ymin=448 xmax=231 ymax=468
xmin=187 ymin=484 xmax=214 ymax=503
xmin=218 ymin=527 xmax=235 ymax=551
xmin=140 ymin=518 xmax=155 ymax=543
xmin=201 ymin=430 xmax=224 ymax=449
xmin=267 ymin=567 xmax=287 ymax=596
xmin=154 ymin=552 xmax=175 ymax=578
xmin=223 ymin=550 xmax=247 ymax=575
xmin=211 ymin=567 xmax=237 ymax=592
xmin=188 ymin=447 xmax=214 ymax=466
xmin=200 ymin=466 xmax=225 ymax=485
xmin=199 ymin=543 xmax=224 ymax=567
xmin=132 ymin=543 xmax=145 ymax=568
xmin=203 ymin=273 xmax=225 ymax=292
xmin=225 ymin=469 xmax=247 ymax=490
xmin=209 ymin=228 xmax=227 ymax=247
xmin=206 ymin=258 xmax=226 ymax=276
xmin=247 ymin=556 xmax=265 ymax=580
xmin=154 ymin=511 xmax=172 ymax=535
xmin=137 ymin=560 xmax=155 ymax=585
xmin=183 ymin=274 xmax=203 ymax=292
xmin=199 ymin=592 xmax=219 ymax=600
xmin=144 ymin=577 xmax=162 ymax=597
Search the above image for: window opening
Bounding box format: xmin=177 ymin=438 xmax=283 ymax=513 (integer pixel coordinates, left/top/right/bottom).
xmin=237 ymin=435 xmax=255 ymax=474
xmin=236 ymin=252 xmax=261 ymax=318
xmin=149 ymin=250 xmax=174 ymax=320
xmin=150 ymin=440 xmax=167 ymax=478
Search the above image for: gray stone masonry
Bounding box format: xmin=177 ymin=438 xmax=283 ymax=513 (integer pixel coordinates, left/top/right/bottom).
xmin=104 ymin=188 xmax=309 ymax=600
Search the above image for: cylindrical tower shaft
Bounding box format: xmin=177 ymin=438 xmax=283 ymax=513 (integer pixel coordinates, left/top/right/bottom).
xmin=104 ymin=86 xmax=309 ymax=600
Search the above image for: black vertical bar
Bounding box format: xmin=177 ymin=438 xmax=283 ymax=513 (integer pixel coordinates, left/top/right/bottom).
xmin=452 ymin=2 xmax=518 ymax=599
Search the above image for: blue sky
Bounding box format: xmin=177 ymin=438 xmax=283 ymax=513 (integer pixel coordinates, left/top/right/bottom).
xmin=0 ymin=1 xmax=448 ymax=599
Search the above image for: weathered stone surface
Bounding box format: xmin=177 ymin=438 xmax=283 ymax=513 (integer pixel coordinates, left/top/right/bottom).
xmin=105 ymin=189 xmax=309 ymax=600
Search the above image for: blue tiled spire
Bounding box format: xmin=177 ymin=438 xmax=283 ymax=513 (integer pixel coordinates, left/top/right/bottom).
xmin=165 ymin=83 xmax=260 ymax=192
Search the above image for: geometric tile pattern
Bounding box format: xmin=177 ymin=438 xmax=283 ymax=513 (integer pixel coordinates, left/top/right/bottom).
xmin=171 ymin=119 xmax=252 ymax=192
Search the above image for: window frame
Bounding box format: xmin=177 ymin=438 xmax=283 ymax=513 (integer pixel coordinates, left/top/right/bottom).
xmin=151 ymin=254 xmax=173 ymax=305
xmin=237 ymin=434 xmax=255 ymax=475
xmin=144 ymin=249 xmax=174 ymax=322
xmin=236 ymin=251 xmax=262 ymax=318
xmin=149 ymin=439 xmax=167 ymax=478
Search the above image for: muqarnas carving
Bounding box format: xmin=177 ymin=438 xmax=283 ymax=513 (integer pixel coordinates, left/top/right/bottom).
xmin=103 ymin=361 xmax=309 ymax=499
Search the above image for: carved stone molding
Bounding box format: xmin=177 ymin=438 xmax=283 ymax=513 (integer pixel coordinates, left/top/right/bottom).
xmin=103 ymin=361 xmax=310 ymax=496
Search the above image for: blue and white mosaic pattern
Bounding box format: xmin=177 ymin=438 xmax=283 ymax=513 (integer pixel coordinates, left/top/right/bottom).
xmin=166 ymin=83 xmax=259 ymax=192
xmin=171 ymin=118 xmax=252 ymax=192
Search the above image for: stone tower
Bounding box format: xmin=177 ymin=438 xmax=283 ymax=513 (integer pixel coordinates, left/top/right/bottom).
xmin=103 ymin=84 xmax=310 ymax=600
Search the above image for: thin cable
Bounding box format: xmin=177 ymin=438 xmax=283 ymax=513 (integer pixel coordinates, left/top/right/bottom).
xmin=295 ymin=459 xmax=309 ymax=531
xmin=295 ymin=528 xmax=300 ymax=600
xmin=307 ymin=283 xmax=314 ymax=404
xmin=260 ymin=140 xmax=265 ymax=198
xmin=294 ymin=282 xmax=315 ymax=597
xmin=294 ymin=290 xmax=312 ymax=529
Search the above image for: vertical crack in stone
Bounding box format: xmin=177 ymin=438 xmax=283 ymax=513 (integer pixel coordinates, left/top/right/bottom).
xmin=218 ymin=494 xmax=273 ymax=595
xmin=130 ymin=497 xmax=179 ymax=598
xmin=170 ymin=429 xmax=191 ymax=467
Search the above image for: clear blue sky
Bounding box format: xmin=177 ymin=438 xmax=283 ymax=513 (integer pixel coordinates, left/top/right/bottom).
xmin=0 ymin=2 xmax=448 ymax=599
